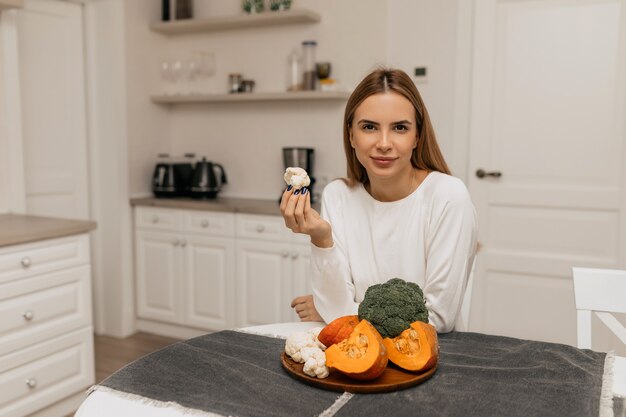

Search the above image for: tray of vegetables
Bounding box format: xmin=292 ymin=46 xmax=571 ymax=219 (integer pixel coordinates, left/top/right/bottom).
xmin=281 ymin=278 xmax=439 ymax=393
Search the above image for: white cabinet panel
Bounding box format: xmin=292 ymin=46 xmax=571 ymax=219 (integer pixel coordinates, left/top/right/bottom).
xmin=0 ymin=234 xmax=89 ymax=285
xmin=0 ymin=265 xmax=91 ymax=356
xmin=235 ymin=214 xmax=292 ymax=242
xmin=135 ymin=231 xmax=180 ymax=324
xmin=184 ymin=211 xmax=235 ymax=237
xmin=236 ymin=240 xmax=292 ymax=327
xmin=0 ymin=327 xmax=94 ymax=417
xmin=183 ymin=236 xmax=235 ymax=329
xmin=135 ymin=207 xmax=181 ymax=231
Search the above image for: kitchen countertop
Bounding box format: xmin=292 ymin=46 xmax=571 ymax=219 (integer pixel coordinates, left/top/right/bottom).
xmin=130 ymin=196 xmax=321 ymax=216
xmin=0 ymin=213 xmax=97 ymax=247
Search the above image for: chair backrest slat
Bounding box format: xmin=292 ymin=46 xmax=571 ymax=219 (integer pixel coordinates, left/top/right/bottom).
xmin=595 ymin=311 xmax=626 ymax=345
xmin=572 ymin=267 xmax=626 ymax=314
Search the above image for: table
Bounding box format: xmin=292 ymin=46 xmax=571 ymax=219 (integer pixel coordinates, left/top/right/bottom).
xmin=75 ymin=322 xmax=620 ymax=417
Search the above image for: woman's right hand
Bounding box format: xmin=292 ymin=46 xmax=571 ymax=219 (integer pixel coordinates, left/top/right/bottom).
xmin=280 ymin=186 xmax=333 ymax=248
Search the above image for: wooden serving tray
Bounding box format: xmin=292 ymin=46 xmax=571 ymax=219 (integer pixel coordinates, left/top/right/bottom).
xmin=280 ymin=352 xmax=437 ymax=393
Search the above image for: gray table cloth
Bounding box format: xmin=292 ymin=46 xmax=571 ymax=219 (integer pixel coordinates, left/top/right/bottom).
xmin=92 ymin=330 xmax=613 ymax=417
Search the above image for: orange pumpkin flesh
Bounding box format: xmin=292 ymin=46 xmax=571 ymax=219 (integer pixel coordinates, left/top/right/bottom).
xmin=382 ymin=321 xmax=438 ymax=372
xmin=325 ymin=320 xmax=388 ymax=380
xmin=318 ymin=315 xmax=359 ymax=347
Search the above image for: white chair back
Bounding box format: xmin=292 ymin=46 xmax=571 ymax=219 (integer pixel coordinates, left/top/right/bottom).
xmin=572 ymin=267 xmax=626 ymax=399
xmin=572 ymin=267 xmax=626 ymax=349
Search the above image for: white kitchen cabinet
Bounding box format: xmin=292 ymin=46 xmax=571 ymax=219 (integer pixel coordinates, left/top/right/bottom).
xmin=134 ymin=208 xmax=235 ymax=334
xmin=135 ymin=230 xmax=181 ymax=324
xmin=134 ymin=207 xmax=314 ymax=335
xmin=0 ymin=233 xmax=94 ymax=417
xmin=235 ymin=214 xmax=312 ymax=326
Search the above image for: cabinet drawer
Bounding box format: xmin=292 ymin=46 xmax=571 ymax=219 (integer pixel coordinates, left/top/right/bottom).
xmin=0 ymin=234 xmax=90 ymax=285
xmin=0 ymin=327 xmax=94 ymax=417
xmin=0 ymin=265 xmax=92 ymax=356
xmin=135 ymin=207 xmax=181 ymax=231
xmin=236 ymin=214 xmax=292 ymax=242
xmin=184 ymin=211 xmax=235 ymax=237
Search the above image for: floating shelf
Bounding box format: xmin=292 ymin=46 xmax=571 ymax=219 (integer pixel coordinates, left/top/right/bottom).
xmin=0 ymin=0 xmax=23 ymax=11
xmin=149 ymin=8 xmax=321 ymax=35
xmin=151 ymin=91 xmax=351 ymax=104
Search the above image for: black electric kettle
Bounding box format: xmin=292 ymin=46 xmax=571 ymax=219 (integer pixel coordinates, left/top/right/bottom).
xmin=190 ymin=158 xmax=227 ymax=199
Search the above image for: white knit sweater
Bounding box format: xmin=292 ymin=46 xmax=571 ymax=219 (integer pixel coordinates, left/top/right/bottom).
xmin=311 ymin=171 xmax=478 ymax=333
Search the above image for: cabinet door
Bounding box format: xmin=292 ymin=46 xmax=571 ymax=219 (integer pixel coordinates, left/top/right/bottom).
xmin=235 ymin=240 xmax=292 ymax=327
xmin=182 ymin=235 xmax=235 ymax=330
xmin=285 ymin=243 xmax=313 ymax=322
xmin=135 ymin=231 xmax=181 ymax=324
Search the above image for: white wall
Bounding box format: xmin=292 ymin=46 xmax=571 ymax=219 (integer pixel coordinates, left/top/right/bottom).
xmin=125 ymin=0 xmax=463 ymax=200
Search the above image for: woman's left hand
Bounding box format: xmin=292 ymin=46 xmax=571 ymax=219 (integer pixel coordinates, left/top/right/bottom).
xmin=291 ymin=295 xmax=324 ymax=322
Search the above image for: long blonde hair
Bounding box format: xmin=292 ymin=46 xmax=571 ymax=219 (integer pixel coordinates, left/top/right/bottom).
xmin=343 ymin=68 xmax=450 ymax=185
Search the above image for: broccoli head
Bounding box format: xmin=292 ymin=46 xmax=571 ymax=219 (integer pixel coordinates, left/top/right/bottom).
xmin=357 ymin=278 xmax=429 ymax=338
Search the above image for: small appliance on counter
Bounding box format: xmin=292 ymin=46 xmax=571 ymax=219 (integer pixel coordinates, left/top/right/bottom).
xmin=152 ymin=153 xmax=195 ymax=198
xmin=282 ymin=147 xmax=315 ymax=202
xmin=190 ymin=157 xmax=228 ymax=199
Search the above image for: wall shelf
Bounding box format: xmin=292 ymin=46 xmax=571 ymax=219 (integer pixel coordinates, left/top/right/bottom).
xmin=151 ymin=91 xmax=350 ymax=104
xmin=0 ymin=0 xmax=23 ymax=11
xmin=149 ymin=8 xmax=320 ymax=35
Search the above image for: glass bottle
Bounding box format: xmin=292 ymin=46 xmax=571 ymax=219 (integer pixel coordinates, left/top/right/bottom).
xmin=287 ymin=48 xmax=302 ymax=91
xmin=302 ymin=40 xmax=317 ymax=91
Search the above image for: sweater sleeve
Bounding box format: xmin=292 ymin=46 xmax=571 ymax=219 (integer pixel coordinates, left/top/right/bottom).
xmin=310 ymin=183 xmax=359 ymax=324
xmin=423 ymin=184 xmax=478 ymax=333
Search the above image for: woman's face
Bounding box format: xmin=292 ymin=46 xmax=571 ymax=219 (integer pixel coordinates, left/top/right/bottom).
xmin=350 ymin=92 xmax=418 ymax=182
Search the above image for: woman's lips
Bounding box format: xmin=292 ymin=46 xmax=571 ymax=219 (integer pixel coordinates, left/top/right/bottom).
xmin=371 ymin=156 xmax=397 ymax=168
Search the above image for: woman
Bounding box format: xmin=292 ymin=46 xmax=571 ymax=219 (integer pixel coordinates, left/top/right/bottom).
xmin=280 ymin=68 xmax=477 ymax=333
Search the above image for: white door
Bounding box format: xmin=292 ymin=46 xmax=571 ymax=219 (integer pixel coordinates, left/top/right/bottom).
xmin=135 ymin=231 xmax=181 ymax=324
xmin=16 ymin=0 xmax=89 ymax=219
xmin=183 ymin=235 xmax=235 ymax=330
xmin=235 ymin=240 xmax=292 ymax=327
xmin=468 ymin=0 xmax=626 ymax=345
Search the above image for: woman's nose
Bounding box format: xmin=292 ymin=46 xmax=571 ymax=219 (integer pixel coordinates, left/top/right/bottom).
xmin=376 ymin=131 xmax=392 ymax=151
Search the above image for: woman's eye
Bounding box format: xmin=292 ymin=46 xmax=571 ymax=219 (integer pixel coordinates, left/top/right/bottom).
xmin=362 ymin=124 xmax=376 ymax=131
xmin=394 ymin=124 xmax=409 ymax=131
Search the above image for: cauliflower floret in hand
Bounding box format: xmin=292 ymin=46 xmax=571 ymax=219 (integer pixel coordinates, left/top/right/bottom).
xmin=284 ymin=167 xmax=310 ymax=190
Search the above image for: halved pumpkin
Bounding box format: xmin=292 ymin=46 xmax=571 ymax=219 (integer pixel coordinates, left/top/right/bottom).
xmin=382 ymin=321 xmax=438 ymax=372
xmin=325 ymin=319 xmax=388 ymax=380
xmin=317 ymin=315 xmax=359 ymax=347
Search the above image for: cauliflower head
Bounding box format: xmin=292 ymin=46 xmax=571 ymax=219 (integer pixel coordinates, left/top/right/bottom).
xmin=284 ymin=167 xmax=310 ymax=190
xmin=284 ymin=329 xmax=329 ymax=379
xmin=357 ymin=277 xmax=429 ymax=338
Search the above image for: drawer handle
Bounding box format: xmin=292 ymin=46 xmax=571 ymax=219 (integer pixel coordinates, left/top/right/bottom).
xmin=291 ymin=252 xmax=299 ymax=260
xmin=181 ymin=238 xmax=187 ymax=248
xmin=21 ymin=257 xmax=32 ymax=268
xmin=151 ymin=215 xmax=159 ymax=224
xmin=256 ymin=224 xmax=265 ymax=233
xmin=201 ymin=220 xmax=209 ymax=228
xmin=281 ymin=250 xmax=289 ymax=258
xmin=23 ymin=310 xmax=34 ymax=321
xmin=25 ymin=378 xmax=37 ymax=389
xmin=173 ymin=239 xmax=180 ymax=247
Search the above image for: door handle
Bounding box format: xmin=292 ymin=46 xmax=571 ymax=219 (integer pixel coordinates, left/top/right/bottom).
xmin=476 ymin=169 xmax=502 ymax=179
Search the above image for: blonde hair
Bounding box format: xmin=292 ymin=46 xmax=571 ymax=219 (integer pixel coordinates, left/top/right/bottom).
xmin=343 ymin=67 xmax=450 ymax=185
